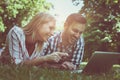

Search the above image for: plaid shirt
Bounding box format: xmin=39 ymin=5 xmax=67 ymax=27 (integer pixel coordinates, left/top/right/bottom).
xmin=43 ymin=32 xmax=84 ymax=66
xmin=6 ymin=26 xmax=44 ymax=64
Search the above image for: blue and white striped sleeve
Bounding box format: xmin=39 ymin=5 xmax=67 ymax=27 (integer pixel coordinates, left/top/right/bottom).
xmin=7 ymin=27 xmax=24 ymax=64
xmin=42 ymin=34 xmax=58 ymax=55
xmin=42 ymin=41 xmax=51 ymax=55
xmin=72 ymin=36 xmax=84 ymax=66
xmin=42 ymin=38 xmax=53 ymax=55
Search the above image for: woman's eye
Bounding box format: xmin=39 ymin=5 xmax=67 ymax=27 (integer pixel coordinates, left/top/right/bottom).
xmin=73 ymin=29 xmax=78 ymax=33
xmin=50 ymin=26 xmax=55 ymax=30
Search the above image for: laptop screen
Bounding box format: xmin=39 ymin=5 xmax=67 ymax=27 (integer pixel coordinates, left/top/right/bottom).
xmin=82 ymin=51 xmax=120 ymax=74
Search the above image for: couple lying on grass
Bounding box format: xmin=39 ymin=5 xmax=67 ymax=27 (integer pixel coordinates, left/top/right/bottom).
xmin=1 ymin=12 xmax=86 ymax=70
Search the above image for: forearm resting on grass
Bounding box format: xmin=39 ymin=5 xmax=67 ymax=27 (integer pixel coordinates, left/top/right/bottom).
xmin=23 ymin=52 xmax=68 ymax=65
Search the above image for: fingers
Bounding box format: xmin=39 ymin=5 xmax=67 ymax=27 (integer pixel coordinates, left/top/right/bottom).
xmin=53 ymin=55 xmax=61 ymax=62
xmin=48 ymin=52 xmax=68 ymax=63
xmin=61 ymin=61 xmax=76 ymax=70
xmin=49 ymin=52 xmax=62 ymax=62
xmin=58 ymin=52 xmax=68 ymax=57
xmin=51 ymin=52 xmax=68 ymax=57
xmin=61 ymin=63 xmax=68 ymax=69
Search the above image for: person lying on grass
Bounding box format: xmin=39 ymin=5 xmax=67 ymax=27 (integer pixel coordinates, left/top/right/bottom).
xmin=42 ymin=13 xmax=86 ymax=70
xmin=1 ymin=12 xmax=68 ymax=65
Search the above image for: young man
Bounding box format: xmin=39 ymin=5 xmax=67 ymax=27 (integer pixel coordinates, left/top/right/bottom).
xmin=43 ymin=13 xmax=86 ymax=70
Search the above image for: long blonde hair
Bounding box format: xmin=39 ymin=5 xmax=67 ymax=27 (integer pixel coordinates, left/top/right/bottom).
xmin=23 ymin=12 xmax=56 ymax=50
xmin=23 ymin=12 xmax=56 ymax=36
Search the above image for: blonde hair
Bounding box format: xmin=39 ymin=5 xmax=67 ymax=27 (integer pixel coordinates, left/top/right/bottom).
xmin=23 ymin=12 xmax=56 ymax=36
xmin=22 ymin=12 xmax=56 ymax=50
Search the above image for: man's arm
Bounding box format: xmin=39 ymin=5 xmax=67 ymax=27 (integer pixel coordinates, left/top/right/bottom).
xmin=71 ymin=36 xmax=85 ymax=69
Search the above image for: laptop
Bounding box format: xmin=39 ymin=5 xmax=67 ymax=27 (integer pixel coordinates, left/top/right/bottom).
xmin=71 ymin=51 xmax=120 ymax=74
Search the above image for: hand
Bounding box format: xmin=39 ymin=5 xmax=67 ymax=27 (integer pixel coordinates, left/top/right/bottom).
xmin=57 ymin=52 xmax=68 ymax=58
xmin=45 ymin=52 xmax=68 ymax=63
xmin=61 ymin=61 xmax=76 ymax=70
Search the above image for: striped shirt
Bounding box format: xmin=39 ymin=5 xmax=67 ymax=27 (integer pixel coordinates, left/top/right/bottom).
xmin=43 ymin=32 xmax=84 ymax=66
xmin=6 ymin=26 xmax=44 ymax=64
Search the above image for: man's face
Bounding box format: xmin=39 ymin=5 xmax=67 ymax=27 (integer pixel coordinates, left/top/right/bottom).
xmin=64 ymin=22 xmax=85 ymax=45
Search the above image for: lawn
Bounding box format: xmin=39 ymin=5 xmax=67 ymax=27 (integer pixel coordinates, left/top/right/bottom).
xmin=0 ymin=63 xmax=120 ymax=80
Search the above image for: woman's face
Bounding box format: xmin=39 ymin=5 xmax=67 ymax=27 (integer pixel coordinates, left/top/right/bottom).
xmin=36 ymin=21 xmax=55 ymax=42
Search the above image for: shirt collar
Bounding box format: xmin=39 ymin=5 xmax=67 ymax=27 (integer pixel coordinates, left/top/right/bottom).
xmin=58 ymin=32 xmax=73 ymax=47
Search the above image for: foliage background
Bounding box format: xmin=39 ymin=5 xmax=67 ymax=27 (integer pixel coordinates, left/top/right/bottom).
xmin=0 ymin=0 xmax=52 ymax=47
xmin=79 ymin=0 xmax=120 ymax=60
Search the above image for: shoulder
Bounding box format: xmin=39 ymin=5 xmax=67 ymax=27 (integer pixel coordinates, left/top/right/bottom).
xmin=7 ymin=25 xmax=25 ymax=39
xmin=48 ymin=32 xmax=61 ymax=42
xmin=80 ymin=35 xmax=84 ymax=42
xmin=12 ymin=25 xmax=23 ymax=33
xmin=77 ymin=35 xmax=84 ymax=45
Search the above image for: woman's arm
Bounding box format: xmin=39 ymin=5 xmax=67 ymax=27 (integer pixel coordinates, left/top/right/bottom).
xmin=7 ymin=27 xmax=24 ymax=64
xmin=23 ymin=52 xmax=68 ymax=65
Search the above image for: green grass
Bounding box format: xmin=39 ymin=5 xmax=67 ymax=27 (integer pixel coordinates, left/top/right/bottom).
xmin=0 ymin=63 xmax=120 ymax=80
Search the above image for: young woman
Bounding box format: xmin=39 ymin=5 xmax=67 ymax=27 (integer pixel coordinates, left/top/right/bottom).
xmin=5 ymin=12 xmax=68 ymax=65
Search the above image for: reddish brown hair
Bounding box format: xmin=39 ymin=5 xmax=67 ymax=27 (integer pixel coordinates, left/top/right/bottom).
xmin=64 ymin=13 xmax=86 ymax=27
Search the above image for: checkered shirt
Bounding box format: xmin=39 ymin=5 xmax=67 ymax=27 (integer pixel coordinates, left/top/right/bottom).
xmin=43 ymin=32 xmax=84 ymax=66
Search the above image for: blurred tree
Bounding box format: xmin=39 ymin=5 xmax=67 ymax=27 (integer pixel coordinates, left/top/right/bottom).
xmin=73 ymin=0 xmax=120 ymax=60
xmin=81 ymin=0 xmax=120 ymax=60
xmin=0 ymin=0 xmax=52 ymax=47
